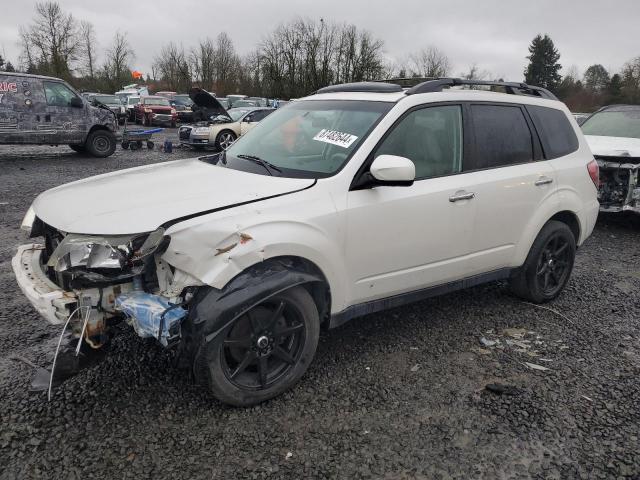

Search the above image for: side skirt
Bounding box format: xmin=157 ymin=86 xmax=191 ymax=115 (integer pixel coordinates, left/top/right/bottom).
xmin=329 ymin=268 xmax=513 ymax=329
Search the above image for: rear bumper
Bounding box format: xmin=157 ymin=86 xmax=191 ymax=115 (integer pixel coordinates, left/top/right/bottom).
xmin=11 ymin=244 xmax=77 ymax=325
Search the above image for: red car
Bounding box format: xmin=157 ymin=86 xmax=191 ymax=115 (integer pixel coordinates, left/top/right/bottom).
xmin=134 ymin=96 xmax=177 ymax=127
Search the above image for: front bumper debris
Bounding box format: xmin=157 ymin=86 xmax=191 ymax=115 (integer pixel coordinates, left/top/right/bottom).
xmin=12 ymin=244 xmax=77 ymax=324
xmin=596 ymin=158 xmax=640 ymax=214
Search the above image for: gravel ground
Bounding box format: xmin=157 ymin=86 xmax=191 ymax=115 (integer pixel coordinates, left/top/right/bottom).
xmin=1 ymin=132 xmax=639 ymax=479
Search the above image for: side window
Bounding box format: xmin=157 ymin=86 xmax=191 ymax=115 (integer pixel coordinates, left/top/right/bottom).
xmin=470 ymin=105 xmax=533 ymax=168
xmin=527 ymin=105 xmax=579 ymax=159
xmin=43 ymin=81 xmax=79 ymax=107
xmin=252 ymin=110 xmax=272 ymax=122
xmin=375 ymin=105 xmax=463 ymax=179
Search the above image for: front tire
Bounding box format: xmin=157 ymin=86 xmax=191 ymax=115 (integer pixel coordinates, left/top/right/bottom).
xmin=510 ymin=220 xmax=576 ymax=303
xmin=215 ymin=130 xmax=236 ymax=150
xmin=85 ymin=130 xmax=116 ymax=158
xmin=193 ymin=286 xmax=320 ymax=406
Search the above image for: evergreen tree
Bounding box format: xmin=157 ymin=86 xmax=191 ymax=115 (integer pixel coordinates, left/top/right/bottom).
xmin=524 ymin=34 xmax=562 ymax=91
xmin=0 ymin=54 xmax=4 ymax=70
xmin=5 ymin=61 xmax=15 ymax=72
xmin=584 ymin=64 xmax=610 ymax=91
xmin=607 ymin=73 xmax=623 ymax=103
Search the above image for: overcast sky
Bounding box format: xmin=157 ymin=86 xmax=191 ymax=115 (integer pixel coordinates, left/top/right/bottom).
xmin=1 ymin=0 xmax=638 ymax=81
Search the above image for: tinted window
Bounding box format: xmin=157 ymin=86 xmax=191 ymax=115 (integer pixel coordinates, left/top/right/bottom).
xmin=375 ymin=105 xmax=463 ymax=179
xmin=251 ymin=110 xmax=272 ymax=122
xmin=43 ymin=81 xmax=79 ymax=107
xmin=471 ymin=105 xmax=533 ymax=168
xmin=528 ymin=106 xmax=579 ymax=158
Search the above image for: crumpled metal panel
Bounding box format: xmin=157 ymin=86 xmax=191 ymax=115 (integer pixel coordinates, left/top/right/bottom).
xmin=115 ymin=292 xmax=187 ymax=346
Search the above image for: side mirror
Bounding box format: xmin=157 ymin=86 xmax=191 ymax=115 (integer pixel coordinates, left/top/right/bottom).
xmin=369 ymin=155 xmax=415 ymax=186
xmin=70 ymin=97 xmax=84 ymax=108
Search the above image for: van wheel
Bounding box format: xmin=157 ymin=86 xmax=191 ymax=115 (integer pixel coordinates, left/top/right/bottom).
xmin=85 ymin=130 xmax=117 ymax=158
xmin=191 ymin=286 xmax=320 ymax=406
xmin=510 ymin=220 xmax=576 ymax=303
xmin=215 ymin=130 xmax=236 ymax=150
xmin=69 ymin=144 xmax=85 ymax=153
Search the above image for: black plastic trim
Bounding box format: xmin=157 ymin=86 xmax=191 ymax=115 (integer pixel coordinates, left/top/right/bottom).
xmin=316 ymin=82 xmax=404 ymax=94
xmin=405 ymin=78 xmax=558 ymax=100
xmin=329 ymin=268 xmax=512 ymax=329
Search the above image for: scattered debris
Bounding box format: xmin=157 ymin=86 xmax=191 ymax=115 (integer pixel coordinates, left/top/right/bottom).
xmin=285 ymin=452 xmax=293 ymax=460
xmin=484 ymin=383 xmax=520 ymax=396
xmin=410 ymin=364 xmax=420 ymax=372
xmin=480 ymin=337 xmax=499 ymax=348
xmin=8 ymin=354 xmax=39 ymax=369
xmin=524 ymin=362 xmax=551 ymax=372
xmin=503 ymin=327 xmax=527 ymax=338
xmin=581 ymin=395 xmax=594 ymax=402
xmin=472 ymin=347 xmax=492 ymax=355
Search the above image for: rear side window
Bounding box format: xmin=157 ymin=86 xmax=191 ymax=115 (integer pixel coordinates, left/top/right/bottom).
xmin=527 ymin=106 xmax=578 ymax=159
xmin=470 ymin=105 xmax=533 ymax=168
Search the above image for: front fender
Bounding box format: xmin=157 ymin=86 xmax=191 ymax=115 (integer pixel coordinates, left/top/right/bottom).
xmin=162 ymin=215 xmax=347 ymax=312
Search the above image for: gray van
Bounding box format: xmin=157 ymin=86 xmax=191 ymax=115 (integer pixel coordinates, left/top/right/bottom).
xmin=0 ymin=72 xmax=117 ymax=157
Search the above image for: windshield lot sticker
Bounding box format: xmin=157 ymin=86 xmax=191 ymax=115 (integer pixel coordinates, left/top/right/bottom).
xmin=313 ymin=129 xmax=358 ymax=148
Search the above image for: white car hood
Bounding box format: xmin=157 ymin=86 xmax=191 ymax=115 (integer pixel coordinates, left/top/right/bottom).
xmin=585 ymin=135 xmax=640 ymax=158
xmin=32 ymin=158 xmax=315 ymax=235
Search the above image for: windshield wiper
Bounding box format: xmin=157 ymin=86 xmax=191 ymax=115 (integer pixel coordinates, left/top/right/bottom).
xmin=236 ymin=154 xmax=282 ymax=176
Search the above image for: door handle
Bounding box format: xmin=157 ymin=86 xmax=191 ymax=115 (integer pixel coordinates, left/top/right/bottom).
xmin=449 ymin=191 xmax=475 ymax=202
xmin=535 ymin=176 xmax=554 ymax=186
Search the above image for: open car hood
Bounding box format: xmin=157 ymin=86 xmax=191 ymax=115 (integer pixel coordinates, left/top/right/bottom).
xmin=189 ymin=87 xmax=229 ymax=118
xmin=32 ymin=158 xmax=315 ymax=235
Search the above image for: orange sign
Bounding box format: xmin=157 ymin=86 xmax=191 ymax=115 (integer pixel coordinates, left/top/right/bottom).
xmin=131 ymin=70 xmax=143 ymax=79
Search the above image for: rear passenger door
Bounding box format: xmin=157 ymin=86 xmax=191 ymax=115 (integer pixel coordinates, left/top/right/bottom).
xmin=465 ymin=103 xmax=557 ymax=274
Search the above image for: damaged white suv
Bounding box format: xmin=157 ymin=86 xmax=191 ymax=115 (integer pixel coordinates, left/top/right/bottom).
xmin=13 ymin=79 xmax=599 ymax=406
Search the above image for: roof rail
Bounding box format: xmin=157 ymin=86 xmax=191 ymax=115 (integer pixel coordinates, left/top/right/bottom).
xmin=405 ymin=78 xmax=558 ymax=100
xmin=315 ymin=82 xmax=404 ymax=94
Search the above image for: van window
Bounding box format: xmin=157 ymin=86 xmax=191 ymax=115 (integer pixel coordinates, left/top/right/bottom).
xmin=528 ymin=105 xmax=579 ymax=158
xmin=43 ymin=81 xmax=79 ymax=107
xmin=375 ymin=105 xmax=463 ymax=179
xmin=471 ymin=105 xmax=533 ymax=168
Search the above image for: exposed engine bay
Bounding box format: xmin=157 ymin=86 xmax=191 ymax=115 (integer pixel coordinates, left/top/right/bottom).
xmin=596 ymin=156 xmax=640 ymax=213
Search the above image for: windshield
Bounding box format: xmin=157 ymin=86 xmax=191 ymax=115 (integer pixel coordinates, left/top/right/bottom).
xmin=222 ymin=99 xmax=392 ymax=178
xmin=172 ymin=96 xmax=193 ymax=106
xmin=143 ymin=97 xmax=170 ymax=106
xmin=582 ymin=108 xmax=640 ymax=139
xmin=93 ymin=95 xmax=118 ymax=104
xmin=127 ymin=97 xmax=139 ymax=105
xmin=228 ymin=109 xmax=252 ymax=121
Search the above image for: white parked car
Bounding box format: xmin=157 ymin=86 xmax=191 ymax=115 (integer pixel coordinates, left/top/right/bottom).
xmin=582 ymin=104 xmax=640 ymax=214
xmin=13 ymin=79 xmax=599 ymax=406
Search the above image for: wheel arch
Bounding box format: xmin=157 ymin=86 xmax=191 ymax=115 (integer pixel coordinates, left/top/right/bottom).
xmin=514 ymin=206 xmax=583 ymax=267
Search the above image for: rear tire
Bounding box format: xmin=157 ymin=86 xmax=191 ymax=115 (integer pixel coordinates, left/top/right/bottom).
xmin=85 ymin=130 xmax=116 ymax=158
xmin=192 ymin=286 xmax=320 ymax=406
xmin=510 ymin=220 xmax=576 ymax=303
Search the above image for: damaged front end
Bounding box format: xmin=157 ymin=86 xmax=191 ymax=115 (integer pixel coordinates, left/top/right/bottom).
xmin=13 ymin=217 xmax=197 ymax=393
xmin=596 ymin=156 xmax=640 ymax=214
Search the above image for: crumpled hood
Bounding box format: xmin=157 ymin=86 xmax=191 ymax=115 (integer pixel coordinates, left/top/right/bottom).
xmin=189 ymin=87 xmax=228 ymax=118
xmin=585 ymin=135 xmax=640 ymax=158
xmin=32 ymin=158 xmax=315 ymax=235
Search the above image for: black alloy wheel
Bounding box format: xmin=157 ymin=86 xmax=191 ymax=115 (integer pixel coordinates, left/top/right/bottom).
xmin=535 ymin=232 xmax=572 ymax=297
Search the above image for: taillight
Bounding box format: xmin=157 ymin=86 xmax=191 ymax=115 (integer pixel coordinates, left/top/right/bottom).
xmin=587 ymin=159 xmax=599 ymax=188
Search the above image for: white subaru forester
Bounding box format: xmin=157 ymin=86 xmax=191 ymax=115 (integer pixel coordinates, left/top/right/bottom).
xmin=13 ymin=79 xmax=600 ymax=406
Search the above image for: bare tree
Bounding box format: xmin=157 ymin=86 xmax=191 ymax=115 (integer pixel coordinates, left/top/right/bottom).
xmin=101 ymin=31 xmax=134 ymax=91
xmin=190 ymin=38 xmax=216 ymax=89
xmin=213 ymin=33 xmax=239 ymax=94
xmin=409 ymin=47 xmax=451 ymax=78
xmin=79 ymin=20 xmax=97 ymax=80
xmin=18 ymin=2 xmax=82 ymax=78
xmin=153 ymin=42 xmax=191 ymax=92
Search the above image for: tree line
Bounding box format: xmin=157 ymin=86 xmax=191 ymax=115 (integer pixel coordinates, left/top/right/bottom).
xmin=5 ymin=2 xmax=640 ymax=111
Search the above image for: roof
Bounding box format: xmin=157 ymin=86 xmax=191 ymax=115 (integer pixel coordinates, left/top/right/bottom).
xmin=0 ymin=71 xmax=67 ymax=82
xmin=598 ymin=104 xmax=640 ymax=112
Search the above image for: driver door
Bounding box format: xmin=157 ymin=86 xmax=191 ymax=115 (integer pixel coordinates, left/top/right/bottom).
xmin=345 ymin=104 xmax=479 ymax=304
xmin=42 ymin=80 xmax=87 ymax=143
xmin=240 ymin=110 xmax=272 ymax=136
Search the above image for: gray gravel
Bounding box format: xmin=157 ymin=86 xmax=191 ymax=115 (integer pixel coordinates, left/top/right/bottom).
xmin=1 ymin=132 xmax=639 ymax=479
